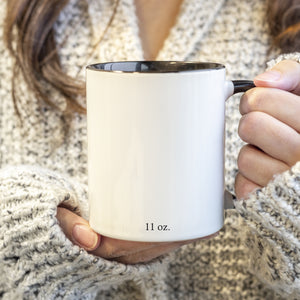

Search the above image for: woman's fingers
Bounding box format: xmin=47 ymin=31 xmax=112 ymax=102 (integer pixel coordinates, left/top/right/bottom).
xmin=239 ymin=83 xmax=300 ymax=168
xmin=236 ymin=59 xmax=300 ymax=199
xmin=237 ymin=144 xmax=290 ymax=186
xmin=235 ymin=172 xmax=261 ymax=200
xmin=254 ymin=60 xmax=300 ymax=95
xmin=56 ymin=207 xmax=101 ymax=251
xmin=100 ymin=234 xmax=217 ymax=264
xmin=57 ymin=207 xmax=157 ymax=259
xmin=238 ymin=111 xmax=300 ymax=166
xmin=92 ymin=234 xmax=216 ymax=264
xmin=115 ymin=240 xmax=189 ymax=264
xmin=91 ymin=237 xmax=158 ymax=259
xmin=240 ymin=87 xmax=300 ymax=132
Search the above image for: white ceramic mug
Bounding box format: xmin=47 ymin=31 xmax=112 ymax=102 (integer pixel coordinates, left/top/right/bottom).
xmin=86 ymin=61 xmax=254 ymax=242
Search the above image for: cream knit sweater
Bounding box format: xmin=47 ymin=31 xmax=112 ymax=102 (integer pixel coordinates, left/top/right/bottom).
xmin=0 ymin=0 xmax=300 ymax=299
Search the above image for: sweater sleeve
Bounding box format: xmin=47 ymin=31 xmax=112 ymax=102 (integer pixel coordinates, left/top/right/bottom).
xmin=234 ymin=163 xmax=300 ymax=298
xmin=0 ymin=165 xmax=166 ymax=300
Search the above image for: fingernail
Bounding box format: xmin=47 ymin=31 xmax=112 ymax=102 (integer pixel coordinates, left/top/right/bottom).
xmin=72 ymin=224 xmax=99 ymax=250
xmin=255 ymin=70 xmax=281 ymax=82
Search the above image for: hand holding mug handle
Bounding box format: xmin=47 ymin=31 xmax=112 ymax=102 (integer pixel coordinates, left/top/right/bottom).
xmin=235 ymin=60 xmax=300 ymax=200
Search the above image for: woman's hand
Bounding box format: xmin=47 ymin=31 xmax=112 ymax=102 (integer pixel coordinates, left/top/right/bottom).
xmin=235 ymin=60 xmax=300 ymax=199
xmin=56 ymin=207 xmax=214 ymax=264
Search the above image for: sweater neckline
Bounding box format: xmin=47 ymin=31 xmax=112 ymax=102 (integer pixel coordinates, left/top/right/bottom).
xmin=88 ymin=0 xmax=226 ymax=61
xmin=156 ymin=0 xmax=226 ymax=60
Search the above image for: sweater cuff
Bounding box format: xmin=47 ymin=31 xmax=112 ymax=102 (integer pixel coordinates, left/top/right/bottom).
xmin=267 ymin=52 xmax=300 ymax=69
xmin=0 ymin=165 xmax=166 ymax=299
xmin=234 ymin=162 xmax=300 ymax=296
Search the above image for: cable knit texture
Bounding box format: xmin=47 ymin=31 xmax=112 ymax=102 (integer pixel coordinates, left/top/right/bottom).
xmin=0 ymin=0 xmax=299 ymax=299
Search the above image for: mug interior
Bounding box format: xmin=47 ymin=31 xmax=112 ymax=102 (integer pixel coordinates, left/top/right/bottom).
xmin=87 ymin=61 xmax=225 ymax=73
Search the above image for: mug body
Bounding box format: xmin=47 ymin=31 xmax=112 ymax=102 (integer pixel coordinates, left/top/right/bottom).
xmin=86 ymin=61 xmax=226 ymax=242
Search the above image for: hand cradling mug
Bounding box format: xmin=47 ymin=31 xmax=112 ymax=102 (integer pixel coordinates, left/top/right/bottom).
xmin=86 ymin=61 xmax=254 ymax=242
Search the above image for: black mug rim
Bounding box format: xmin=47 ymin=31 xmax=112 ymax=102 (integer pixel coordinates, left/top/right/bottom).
xmin=86 ymin=61 xmax=225 ymax=73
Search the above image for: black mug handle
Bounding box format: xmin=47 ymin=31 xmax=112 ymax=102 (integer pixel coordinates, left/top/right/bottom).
xmin=232 ymin=80 xmax=255 ymax=94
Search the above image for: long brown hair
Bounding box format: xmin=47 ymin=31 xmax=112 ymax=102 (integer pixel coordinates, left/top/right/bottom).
xmin=266 ymin=0 xmax=300 ymax=53
xmin=4 ymin=0 xmax=86 ymax=117
xmin=3 ymin=0 xmax=300 ymax=117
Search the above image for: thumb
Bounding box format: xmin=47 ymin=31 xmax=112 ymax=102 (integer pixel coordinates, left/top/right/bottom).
xmin=56 ymin=207 xmax=101 ymax=251
xmin=254 ymin=60 xmax=300 ymax=94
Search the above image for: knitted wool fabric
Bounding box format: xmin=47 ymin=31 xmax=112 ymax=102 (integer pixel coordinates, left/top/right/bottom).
xmin=0 ymin=0 xmax=300 ymax=299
